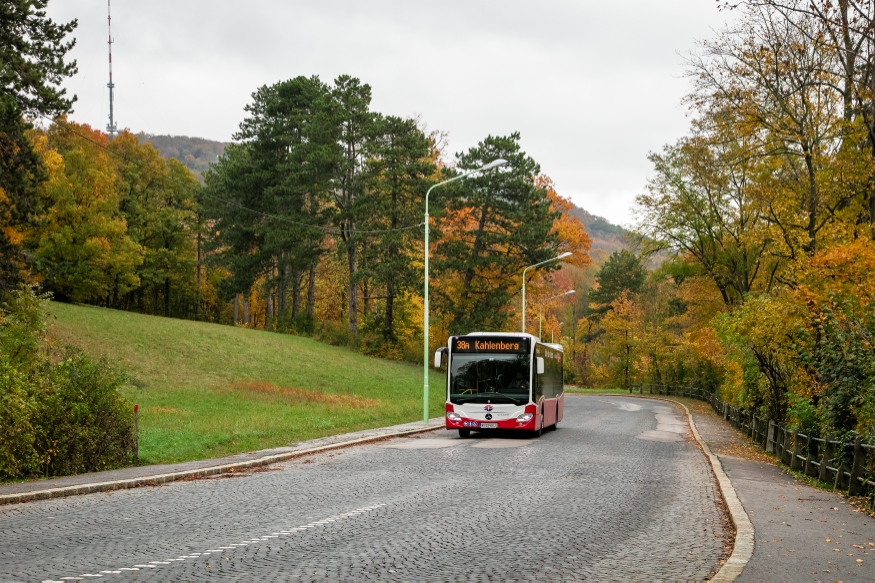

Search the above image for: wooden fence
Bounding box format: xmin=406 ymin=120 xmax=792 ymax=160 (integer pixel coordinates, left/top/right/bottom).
xmin=629 ymin=383 xmax=875 ymax=501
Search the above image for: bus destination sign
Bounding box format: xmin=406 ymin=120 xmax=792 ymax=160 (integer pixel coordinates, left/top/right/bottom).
xmin=453 ymin=336 xmax=530 ymax=354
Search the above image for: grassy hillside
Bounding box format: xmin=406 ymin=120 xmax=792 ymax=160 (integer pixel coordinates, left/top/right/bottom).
xmin=47 ymin=303 xmax=445 ymax=464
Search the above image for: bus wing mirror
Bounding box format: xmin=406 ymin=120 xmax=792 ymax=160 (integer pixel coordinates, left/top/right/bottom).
xmin=434 ymin=348 xmax=448 ymax=369
xmin=536 ymin=357 xmax=545 ymax=375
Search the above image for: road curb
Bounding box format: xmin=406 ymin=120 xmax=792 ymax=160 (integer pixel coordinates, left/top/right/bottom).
xmin=636 ymin=396 xmax=754 ymax=582
xmin=0 ymin=422 xmax=443 ymax=507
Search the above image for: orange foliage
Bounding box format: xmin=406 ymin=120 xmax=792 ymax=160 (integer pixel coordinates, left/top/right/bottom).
xmin=796 ymin=237 xmax=875 ymax=305
xmin=538 ymin=175 xmax=592 ymax=269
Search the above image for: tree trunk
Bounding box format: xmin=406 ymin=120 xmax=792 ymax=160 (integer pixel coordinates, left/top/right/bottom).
xmin=347 ymin=245 xmax=358 ymax=336
xmin=462 ymin=203 xmax=490 ymax=299
xmin=278 ymin=256 xmax=288 ymax=317
xmin=362 ymin=280 xmax=370 ymax=316
xmin=384 ymin=274 xmax=395 ymax=339
xmin=243 ymin=295 xmax=250 ymax=326
xmin=164 ymin=278 xmax=171 ymax=317
xmin=803 ymin=147 xmax=818 ymax=254
xmin=196 ymin=226 xmax=203 ymax=320
xmin=234 ymin=294 xmax=239 ymax=325
xmin=291 ymin=269 xmax=302 ymax=318
xmin=307 ymin=263 xmax=316 ymax=320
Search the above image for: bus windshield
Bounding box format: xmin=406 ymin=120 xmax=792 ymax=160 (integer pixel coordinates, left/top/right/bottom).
xmin=449 ymin=353 xmax=531 ymax=405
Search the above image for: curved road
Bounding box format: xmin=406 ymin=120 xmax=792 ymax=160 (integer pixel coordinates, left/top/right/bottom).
xmin=1 ymin=396 xmax=726 ymax=581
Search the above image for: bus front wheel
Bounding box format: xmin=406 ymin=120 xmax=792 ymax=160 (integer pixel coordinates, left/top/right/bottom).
xmin=458 ymin=428 xmax=471 ymax=438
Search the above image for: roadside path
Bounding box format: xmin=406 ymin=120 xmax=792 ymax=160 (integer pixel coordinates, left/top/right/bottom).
xmin=671 ymin=396 xmax=875 ymax=582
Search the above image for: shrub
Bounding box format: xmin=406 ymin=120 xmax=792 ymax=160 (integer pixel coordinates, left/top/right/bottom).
xmin=314 ymin=319 xmax=354 ymax=348
xmin=0 ymin=285 xmax=136 ymax=480
xmin=0 ymin=363 xmax=39 ymax=478
xmin=33 ymin=348 xmax=136 ymax=476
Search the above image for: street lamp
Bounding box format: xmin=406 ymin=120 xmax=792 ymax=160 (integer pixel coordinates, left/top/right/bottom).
xmin=538 ymin=289 xmax=575 ymax=339
xmin=423 ymin=158 xmax=508 ymax=424
xmin=551 ymin=322 xmax=565 ymax=343
xmin=521 ymin=252 xmax=572 ymax=334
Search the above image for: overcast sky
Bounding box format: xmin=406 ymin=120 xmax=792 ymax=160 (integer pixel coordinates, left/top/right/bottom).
xmin=46 ymin=1 xmax=732 ymax=226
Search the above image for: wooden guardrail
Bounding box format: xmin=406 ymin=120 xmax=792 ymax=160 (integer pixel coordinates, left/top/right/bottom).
xmin=629 ymin=383 xmax=875 ymax=502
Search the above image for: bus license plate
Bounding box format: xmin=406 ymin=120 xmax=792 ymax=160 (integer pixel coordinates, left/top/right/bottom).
xmin=480 ymin=422 xmax=498 ymax=429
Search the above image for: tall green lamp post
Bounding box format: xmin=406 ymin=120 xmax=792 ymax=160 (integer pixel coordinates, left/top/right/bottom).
xmin=423 ymin=158 xmax=507 ymax=424
xmin=521 ymin=252 xmax=572 ymax=334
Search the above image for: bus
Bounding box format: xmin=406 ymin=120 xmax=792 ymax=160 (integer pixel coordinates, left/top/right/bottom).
xmin=434 ymin=332 xmax=564 ymax=438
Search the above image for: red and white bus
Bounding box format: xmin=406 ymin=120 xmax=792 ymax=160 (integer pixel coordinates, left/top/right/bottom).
xmin=434 ymin=332 xmax=564 ymax=438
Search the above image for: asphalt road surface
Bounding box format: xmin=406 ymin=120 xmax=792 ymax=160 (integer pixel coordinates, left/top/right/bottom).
xmin=1 ymin=396 xmax=726 ymax=581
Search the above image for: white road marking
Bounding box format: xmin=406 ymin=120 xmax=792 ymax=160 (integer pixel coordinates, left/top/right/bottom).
xmin=54 ymin=503 xmax=385 ymax=579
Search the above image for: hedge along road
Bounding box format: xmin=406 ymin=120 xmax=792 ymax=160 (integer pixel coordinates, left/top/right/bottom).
xmin=0 ymin=396 xmax=728 ymax=581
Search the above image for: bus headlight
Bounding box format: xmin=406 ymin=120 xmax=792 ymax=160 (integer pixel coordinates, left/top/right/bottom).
xmin=447 ymin=411 xmax=462 ymax=422
xmin=516 ymin=413 xmax=533 ymax=423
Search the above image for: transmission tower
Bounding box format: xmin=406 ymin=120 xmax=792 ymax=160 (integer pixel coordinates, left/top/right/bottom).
xmin=106 ymin=0 xmax=118 ymax=139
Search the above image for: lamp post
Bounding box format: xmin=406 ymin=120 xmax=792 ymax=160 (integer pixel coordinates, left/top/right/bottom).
xmin=551 ymin=322 xmax=565 ymax=343
xmin=423 ymin=158 xmax=507 ymax=424
xmin=521 ymin=252 xmax=571 ymax=334
xmin=538 ymin=289 xmax=575 ymax=339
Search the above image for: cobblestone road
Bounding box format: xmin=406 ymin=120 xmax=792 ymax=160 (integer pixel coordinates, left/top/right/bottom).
xmin=1 ymin=396 xmax=726 ymax=581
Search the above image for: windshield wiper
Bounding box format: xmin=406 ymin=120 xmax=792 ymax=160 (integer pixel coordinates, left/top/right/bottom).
xmin=451 ymin=393 xmax=526 ymax=405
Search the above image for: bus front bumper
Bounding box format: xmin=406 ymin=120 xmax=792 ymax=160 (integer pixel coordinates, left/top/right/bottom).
xmin=445 ymin=414 xmax=536 ymax=431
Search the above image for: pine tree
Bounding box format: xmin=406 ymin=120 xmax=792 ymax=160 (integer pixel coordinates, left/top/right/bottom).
xmin=433 ymin=133 xmax=561 ymax=334
xmin=360 ymin=115 xmax=434 ymax=339
xmin=202 ymin=76 xmax=335 ymax=324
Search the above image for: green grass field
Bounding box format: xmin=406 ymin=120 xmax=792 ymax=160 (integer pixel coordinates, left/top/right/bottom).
xmin=48 ymin=303 xmax=445 ymax=465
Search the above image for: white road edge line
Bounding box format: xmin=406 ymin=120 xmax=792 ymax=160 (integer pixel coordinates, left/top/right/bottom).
xmin=53 ymin=503 xmax=387 ymax=580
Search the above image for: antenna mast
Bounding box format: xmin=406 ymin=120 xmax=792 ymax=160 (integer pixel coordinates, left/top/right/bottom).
xmin=106 ymin=0 xmax=118 ymax=139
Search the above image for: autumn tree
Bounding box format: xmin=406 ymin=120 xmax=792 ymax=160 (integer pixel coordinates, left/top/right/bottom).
xmin=29 ymin=121 xmax=142 ymax=303
xmin=0 ymin=0 xmax=77 ymax=292
xmin=688 ymin=4 xmax=865 ymax=261
xmin=592 ymin=291 xmax=643 ymax=388
xmin=638 ymin=120 xmax=777 ymax=305
xmin=735 ymin=0 xmax=875 ymax=225
xmin=108 ymin=132 xmax=199 ymax=316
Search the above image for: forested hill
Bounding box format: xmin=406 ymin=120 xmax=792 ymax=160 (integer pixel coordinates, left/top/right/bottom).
xmin=136 ymin=133 xmax=228 ymax=176
xmin=569 ymin=205 xmax=627 ymax=259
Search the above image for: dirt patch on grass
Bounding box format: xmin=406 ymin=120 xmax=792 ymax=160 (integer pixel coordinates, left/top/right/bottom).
xmin=229 ymin=380 xmax=382 ymax=409
xmin=148 ymin=406 xmax=185 ymax=415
